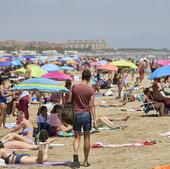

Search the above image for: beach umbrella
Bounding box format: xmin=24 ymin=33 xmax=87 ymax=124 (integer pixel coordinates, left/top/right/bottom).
xmin=42 ymin=71 xmax=73 ymax=81
xmin=12 ymin=77 xmax=68 ymax=93
xmin=0 ymin=58 xmax=9 ymax=62
xmin=41 ymin=64 xmax=60 ymax=72
xmin=66 ymin=60 xmax=76 ymax=64
xmin=48 ymin=56 xmax=60 ymax=62
xmin=0 ymin=61 xmax=12 ymax=67
xmin=90 ymin=61 xmax=98 ymax=66
xmin=97 ymin=64 xmax=118 ymax=71
xmin=15 ymin=65 xmax=47 ymax=77
xmin=148 ymin=65 xmax=170 ymax=80
xmin=59 ymin=66 xmax=74 ymax=71
xmin=60 ymin=56 xmax=73 ymax=61
xmin=98 ymin=60 xmax=108 ymax=65
xmin=11 ymin=59 xmax=23 ymax=66
xmin=110 ymin=60 xmax=137 ymax=69
xmin=156 ymin=59 xmax=170 ymax=66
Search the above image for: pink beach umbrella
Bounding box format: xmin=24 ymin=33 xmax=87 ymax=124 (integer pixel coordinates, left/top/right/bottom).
xmin=97 ymin=64 xmax=118 ymax=71
xmin=42 ymin=71 xmax=73 ymax=81
xmin=157 ymin=59 xmax=170 ymax=66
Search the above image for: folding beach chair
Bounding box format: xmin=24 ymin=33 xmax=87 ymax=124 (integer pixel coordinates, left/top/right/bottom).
xmin=136 ymin=94 xmax=158 ymax=115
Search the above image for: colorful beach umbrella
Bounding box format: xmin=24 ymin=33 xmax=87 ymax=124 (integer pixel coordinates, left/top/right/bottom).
xmin=0 ymin=61 xmax=12 ymax=67
xmin=12 ymin=77 xmax=68 ymax=93
xmin=156 ymin=59 xmax=170 ymax=66
xmin=97 ymin=64 xmax=118 ymax=71
xmin=41 ymin=64 xmax=60 ymax=72
xmin=42 ymin=71 xmax=73 ymax=81
xmin=15 ymin=65 xmax=47 ymax=77
xmin=59 ymin=66 xmax=74 ymax=71
xmin=148 ymin=65 xmax=170 ymax=80
xmin=110 ymin=60 xmax=137 ymax=69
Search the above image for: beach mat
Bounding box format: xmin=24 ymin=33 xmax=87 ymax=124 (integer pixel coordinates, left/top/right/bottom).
xmin=7 ymin=161 xmax=71 ymax=167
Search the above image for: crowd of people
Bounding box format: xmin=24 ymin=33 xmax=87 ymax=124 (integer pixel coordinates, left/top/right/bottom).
xmin=0 ymin=55 xmax=169 ymax=167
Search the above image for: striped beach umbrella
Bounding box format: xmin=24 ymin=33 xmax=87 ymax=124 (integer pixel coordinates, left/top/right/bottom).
xmin=12 ymin=77 xmax=68 ymax=93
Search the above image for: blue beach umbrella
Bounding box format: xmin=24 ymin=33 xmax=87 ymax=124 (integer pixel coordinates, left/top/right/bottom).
xmin=59 ymin=65 xmax=74 ymax=71
xmin=0 ymin=62 xmax=12 ymax=67
xmin=98 ymin=60 xmax=108 ymax=65
xmin=11 ymin=59 xmax=23 ymax=66
xmin=60 ymin=56 xmax=73 ymax=61
xmin=12 ymin=77 xmax=68 ymax=93
xmin=41 ymin=64 xmax=60 ymax=72
xmin=148 ymin=65 xmax=170 ymax=80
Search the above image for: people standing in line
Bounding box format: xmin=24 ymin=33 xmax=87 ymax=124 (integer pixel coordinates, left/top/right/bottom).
xmin=71 ymin=69 xmax=96 ymax=168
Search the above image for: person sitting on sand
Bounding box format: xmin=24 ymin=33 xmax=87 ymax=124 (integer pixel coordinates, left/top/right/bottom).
xmin=37 ymin=106 xmax=51 ymax=135
xmin=1 ymin=111 xmax=34 ymax=144
xmin=49 ymin=104 xmax=73 ymax=136
xmin=0 ymin=141 xmax=48 ymax=165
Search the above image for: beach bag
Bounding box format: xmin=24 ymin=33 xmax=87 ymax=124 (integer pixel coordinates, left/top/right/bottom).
xmin=61 ymin=102 xmax=75 ymax=125
xmin=61 ymin=85 xmax=75 ymax=125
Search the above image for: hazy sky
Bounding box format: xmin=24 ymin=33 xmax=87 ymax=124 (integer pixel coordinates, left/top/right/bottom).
xmin=0 ymin=0 xmax=170 ymax=48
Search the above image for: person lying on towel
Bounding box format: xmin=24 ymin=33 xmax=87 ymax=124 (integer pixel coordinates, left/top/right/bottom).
xmin=0 ymin=141 xmax=48 ymax=164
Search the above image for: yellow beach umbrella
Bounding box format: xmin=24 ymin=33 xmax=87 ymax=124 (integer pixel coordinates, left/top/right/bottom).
xmin=15 ymin=65 xmax=47 ymax=77
xmin=110 ymin=60 xmax=137 ymax=69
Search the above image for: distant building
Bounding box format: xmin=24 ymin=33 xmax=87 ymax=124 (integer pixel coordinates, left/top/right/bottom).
xmin=59 ymin=40 xmax=108 ymax=50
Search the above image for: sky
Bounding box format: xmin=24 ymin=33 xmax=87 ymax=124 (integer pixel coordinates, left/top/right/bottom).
xmin=0 ymin=0 xmax=170 ymax=48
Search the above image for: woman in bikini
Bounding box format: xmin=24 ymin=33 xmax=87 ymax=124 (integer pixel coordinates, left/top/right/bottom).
xmin=0 ymin=141 xmax=48 ymax=165
xmin=1 ymin=111 xmax=34 ymax=144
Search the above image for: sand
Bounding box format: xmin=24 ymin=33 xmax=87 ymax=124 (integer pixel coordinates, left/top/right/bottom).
xmin=1 ymin=77 xmax=170 ymax=169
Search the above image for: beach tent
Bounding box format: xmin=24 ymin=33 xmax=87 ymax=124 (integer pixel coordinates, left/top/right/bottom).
xmin=12 ymin=77 xmax=68 ymax=93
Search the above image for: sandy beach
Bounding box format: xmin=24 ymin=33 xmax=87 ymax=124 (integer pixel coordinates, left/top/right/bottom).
xmin=1 ymin=76 xmax=170 ymax=169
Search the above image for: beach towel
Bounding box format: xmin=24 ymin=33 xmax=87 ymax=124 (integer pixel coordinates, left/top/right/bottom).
xmin=91 ymin=141 xmax=156 ymax=148
xmin=152 ymin=165 xmax=170 ymax=169
xmin=96 ymin=125 xmax=127 ymax=131
xmin=6 ymin=123 xmax=17 ymax=129
xmin=49 ymin=143 xmax=65 ymax=148
xmin=159 ymin=132 xmax=170 ymax=138
xmin=7 ymin=161 xmax=71 ymax=167
xmin=121 ymin=108 xmax=142 ymax=112
xmin=57 ymin=131 xmax=74 ymax=137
